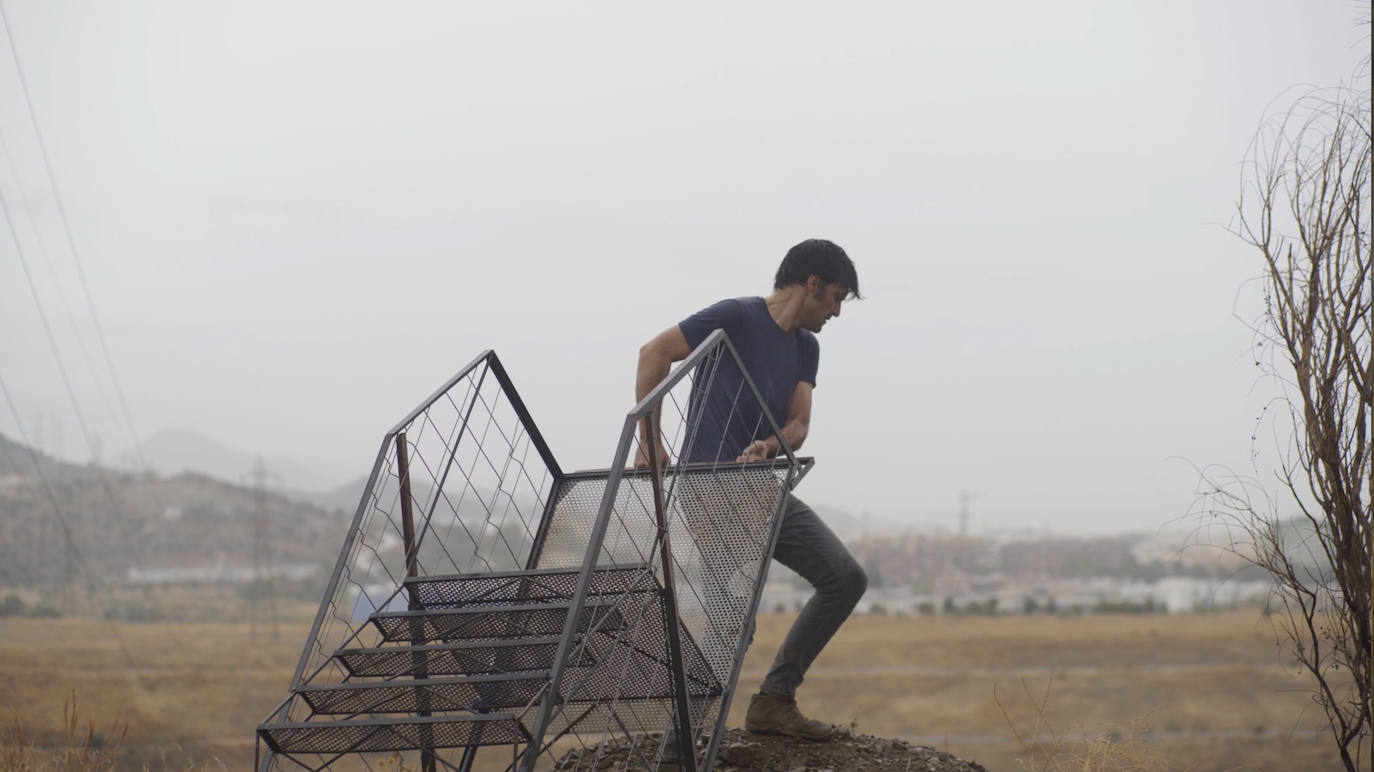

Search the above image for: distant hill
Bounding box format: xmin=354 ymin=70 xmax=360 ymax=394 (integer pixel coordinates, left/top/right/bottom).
xmin=311 ymin=475 xmax=372 ymax=515
xmin=0 ymin=432 xmax=344 ymax=589
xmin=112 ymin=427 xmax=347 ymax=493
xmin=0 ymin=432 xmax=101 ymax=482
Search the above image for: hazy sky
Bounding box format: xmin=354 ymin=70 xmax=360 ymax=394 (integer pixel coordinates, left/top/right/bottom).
xmin=0 ymin=1 xmax=1366 ymax=533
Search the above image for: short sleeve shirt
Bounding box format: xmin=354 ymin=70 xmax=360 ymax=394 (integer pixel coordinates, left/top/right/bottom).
xmin=677 ymin=297 xmax=819 ymax=463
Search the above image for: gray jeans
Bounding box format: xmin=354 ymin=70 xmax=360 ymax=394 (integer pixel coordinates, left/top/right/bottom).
xmin=756 ymin=493 xmax=867 ymax=699
xmin=660 ymin=491 xmax=866 ymax=758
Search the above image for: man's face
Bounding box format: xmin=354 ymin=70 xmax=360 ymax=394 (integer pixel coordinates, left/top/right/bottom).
xmin=803 ymin=281 xmax=848 ymax=333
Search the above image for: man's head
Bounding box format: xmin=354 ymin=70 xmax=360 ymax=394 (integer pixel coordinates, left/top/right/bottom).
xmin=774 ymin=239 xmax=860 ymax=333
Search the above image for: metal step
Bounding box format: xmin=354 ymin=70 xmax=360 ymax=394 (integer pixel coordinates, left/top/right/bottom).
xmin=335 ymin=636 xmax=596 ymax=678
xmin=258 ymin=713 xmax=525 ymax=755
xmin=404 ymin=563 xmax=651 ymax=608
xmin=370 ymin=596 xmax=623 ymax=643
xmin=298 ymin=670 xmax=576 ymax=715
xmin=297 ymin=669 xmax=597 ymax=715
xmin=299 ymin=659 xmax=718 ymax=719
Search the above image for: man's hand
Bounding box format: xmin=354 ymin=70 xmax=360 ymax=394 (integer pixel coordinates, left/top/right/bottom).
xmin=736 ymin=440 xmax=771 ymax=463
xmin=634 ymin=440 xmax=673 ymax=470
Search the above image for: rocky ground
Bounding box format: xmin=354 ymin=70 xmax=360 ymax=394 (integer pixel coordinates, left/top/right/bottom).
xmin=554 ymin=727 xmax=989 ymax=771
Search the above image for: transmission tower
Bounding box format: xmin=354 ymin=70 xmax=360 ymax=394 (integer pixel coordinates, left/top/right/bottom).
xmin=248 ymin=456 xmax=279 ymax=641
xmin=958 ymin=491 xmax=974 ymax=535
xmin=60 ymin=510 xmax=76 ymax=615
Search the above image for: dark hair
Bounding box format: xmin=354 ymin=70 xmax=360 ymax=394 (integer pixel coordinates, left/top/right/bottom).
xmin=773 ymin=239 xmax=861 ymax=299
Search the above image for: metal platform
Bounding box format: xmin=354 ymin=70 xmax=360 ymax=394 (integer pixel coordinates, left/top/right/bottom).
xmin=257 ymin=333 xmax=811 ymax=772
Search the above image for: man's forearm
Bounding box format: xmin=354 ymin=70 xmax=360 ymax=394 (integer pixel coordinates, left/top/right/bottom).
xmin=763 ymin=418 xmax=808 ymax=456
xmin=635 ymin=345 xmax=672 ymax=403
xmin=635 ymin=346 xmax=673 ymax=449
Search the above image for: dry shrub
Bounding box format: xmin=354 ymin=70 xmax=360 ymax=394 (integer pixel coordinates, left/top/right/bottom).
xmin=0 ymin=691 xmax=225 ymax=772
xmin=995 ymin=677 xmax=1170 ymax=772
xmin=1 ymin=691 xmax=126 ymax=771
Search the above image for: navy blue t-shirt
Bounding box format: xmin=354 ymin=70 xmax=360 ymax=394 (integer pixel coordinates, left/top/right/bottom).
xmin=677 ymin=297 xmax=819 ymax=463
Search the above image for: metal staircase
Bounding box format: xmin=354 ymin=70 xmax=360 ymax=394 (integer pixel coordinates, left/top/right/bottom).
xmin=256 ymin=332 xmax=811 ymax=771
xmin=259 ymin=565 xmax=719 ymax=757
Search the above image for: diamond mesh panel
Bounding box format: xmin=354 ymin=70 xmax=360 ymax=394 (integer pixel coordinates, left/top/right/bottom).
xmin=287 ymin=354 xmax=560 ymax=714
xmin=523 ymin=332 xmax=800 ymax=770
xmin=534 ymin=465 xmax=786 ymax=684
xmin=558 ymin=598 xmax=719 ymax=701
xmin=535 ymin=696 xmax=721 ymax=741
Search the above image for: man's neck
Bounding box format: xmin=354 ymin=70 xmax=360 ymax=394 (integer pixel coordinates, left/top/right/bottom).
xmin=764 ymin=287 xmax=808 ymax=332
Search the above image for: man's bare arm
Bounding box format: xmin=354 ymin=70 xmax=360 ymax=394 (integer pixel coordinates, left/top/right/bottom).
xmin=634 ymin=325 xmax=693 ymax=467
xmin=636 ymin=326 xmax=691 ymax=402
xmin=737 ymin=381 xmax=812 ymax=462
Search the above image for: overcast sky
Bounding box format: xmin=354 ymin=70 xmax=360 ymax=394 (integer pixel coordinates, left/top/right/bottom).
xmin=0 ymin=1 xmax=1366 ymax=534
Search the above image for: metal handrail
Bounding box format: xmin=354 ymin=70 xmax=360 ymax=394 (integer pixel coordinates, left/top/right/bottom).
xmin=521 ymin=328 xmax=804 ymax=770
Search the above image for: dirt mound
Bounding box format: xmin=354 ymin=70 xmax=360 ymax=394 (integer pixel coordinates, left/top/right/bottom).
xmin=556 ymin=728 xmax=989 ymax=771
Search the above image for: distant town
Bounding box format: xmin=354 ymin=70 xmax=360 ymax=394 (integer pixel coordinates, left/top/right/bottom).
xmin=767 ymin=523 xmax=1273 ymax=617
xmin=1 ymin=429 xmax=1279 ymax=621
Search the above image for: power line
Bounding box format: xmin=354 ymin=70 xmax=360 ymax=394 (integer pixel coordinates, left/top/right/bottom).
xmin=0 ymin=150 xmax=100 ymax=461
xmin=0 ymin=4 xmax=167 ymax=592
xmin=0 ymin=178 xmax=162 ymax=618
xmin=0 ymin=125 xmax=122 ymax=452
xmin=0 ymin=9 xmax=203 ymax=702
xmin=0 ymin=0 xmax=149 ymax=471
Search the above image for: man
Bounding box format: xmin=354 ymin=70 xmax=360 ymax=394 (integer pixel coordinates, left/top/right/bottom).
xmin=634 ymin=238 xmax=867 ymax=742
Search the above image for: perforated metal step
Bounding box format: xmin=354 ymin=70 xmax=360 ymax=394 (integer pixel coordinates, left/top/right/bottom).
xmin=404 ymin=563 xmax=650 ymax=608
xmin=336 ymin=636 xmax=596 ymax=678
xmin=298 ymin=670 xmax=585 ymax=715
xmin=258 ymin=713 xmax=525 ymax=755
xmin=370 ymin=596 xmax=623 ymax=643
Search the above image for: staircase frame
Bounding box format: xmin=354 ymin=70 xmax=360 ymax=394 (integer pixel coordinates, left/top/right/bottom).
xmin=257 ymin=330 xmax=812 ymax=771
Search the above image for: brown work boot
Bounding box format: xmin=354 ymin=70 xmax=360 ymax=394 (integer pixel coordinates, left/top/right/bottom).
xmin=744 ymin=693 xmax=835 ymax=741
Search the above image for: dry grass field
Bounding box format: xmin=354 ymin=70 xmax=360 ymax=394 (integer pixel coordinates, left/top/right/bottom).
xmin=0 ymin=606 xmax=1343 ymax=771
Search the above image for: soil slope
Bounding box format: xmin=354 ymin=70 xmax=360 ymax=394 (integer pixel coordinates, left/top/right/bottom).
xmin=557 ymin=728 xmax=989 ymax=771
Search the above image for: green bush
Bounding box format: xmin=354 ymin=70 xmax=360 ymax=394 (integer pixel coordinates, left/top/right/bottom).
xmin=0 ymin=593 xmax=24 ymax=617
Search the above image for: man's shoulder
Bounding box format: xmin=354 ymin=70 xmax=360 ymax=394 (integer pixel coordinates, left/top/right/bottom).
xmin=688 ymin=296 xmax=756 ymax=315
xmin=683 ymin=296 xmax=763 ymax=326
xmin=733 ymin=296 xmax=769 ymax=318
xmin=680 ymin=297 xmax=759 ymax=346
xmin=713 ymin=296 xmax=763 ymax=312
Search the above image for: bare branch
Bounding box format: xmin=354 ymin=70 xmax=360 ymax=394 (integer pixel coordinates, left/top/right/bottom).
xmin=1204 ymin=75 xmax=1372 ymax=771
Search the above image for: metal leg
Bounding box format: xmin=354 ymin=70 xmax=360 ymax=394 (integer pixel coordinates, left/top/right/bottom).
xmin=645 ymin=416 xmax=698 ymax=772
xmin=397 ymin=433 xmax=437 ymax=772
